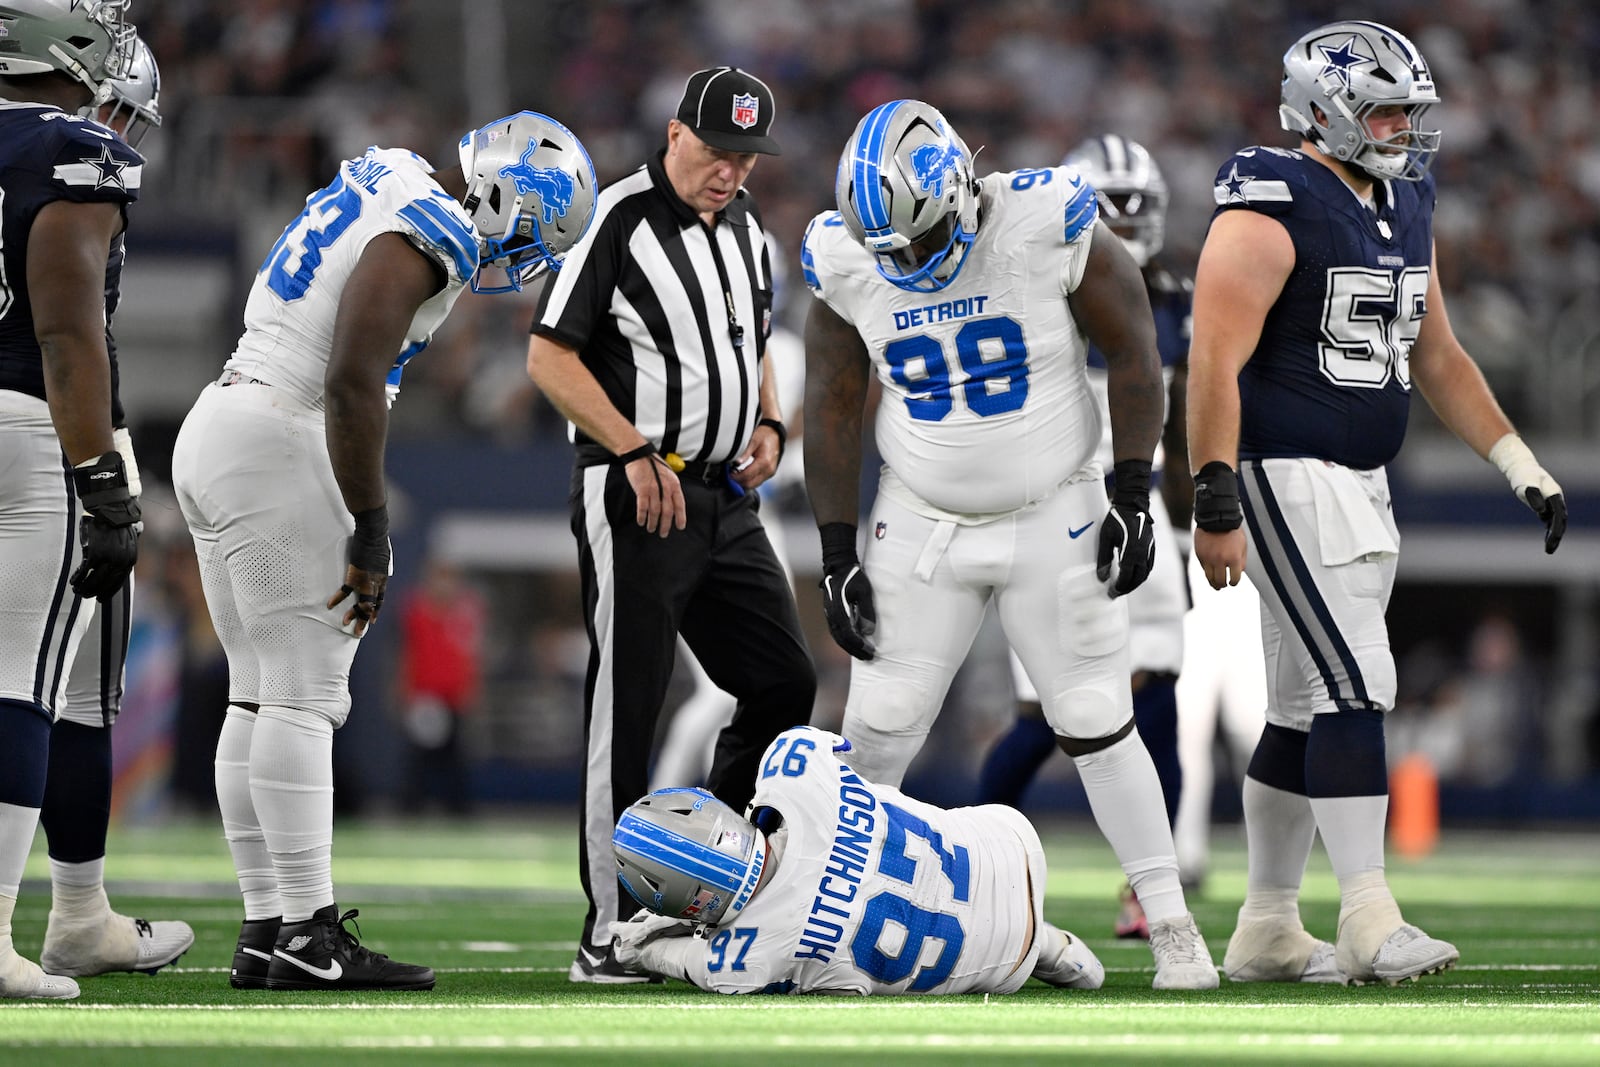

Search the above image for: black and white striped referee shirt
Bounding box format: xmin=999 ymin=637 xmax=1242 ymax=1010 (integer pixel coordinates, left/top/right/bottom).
xmin=532 ymin=150 xmax=774 ymax=466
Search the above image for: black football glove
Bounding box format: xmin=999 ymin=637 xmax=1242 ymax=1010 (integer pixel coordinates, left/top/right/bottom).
xmin=70 ymin=450 xmax=141 ymax=602
xmin=1522 ymin=485 xmax=1567 ymax=555
xmin=1096 ymin=459 xmax=1156 ymax=598
xmin=818 ymin=522 xmax=876 ymax=661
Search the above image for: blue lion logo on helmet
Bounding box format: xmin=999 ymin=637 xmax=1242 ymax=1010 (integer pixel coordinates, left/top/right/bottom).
xmin=498 ymin=142 xmax=575 ymax=225
xmin=909 ymin=139 xmax=962 ymax=199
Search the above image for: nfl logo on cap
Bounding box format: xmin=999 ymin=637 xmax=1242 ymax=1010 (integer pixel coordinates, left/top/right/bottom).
xmin=676 ymin=66 xmax=782 ymax=156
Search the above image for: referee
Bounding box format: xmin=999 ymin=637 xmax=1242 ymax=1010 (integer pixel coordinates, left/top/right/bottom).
xmin=527 ymin=66 xmax=816 ymax=984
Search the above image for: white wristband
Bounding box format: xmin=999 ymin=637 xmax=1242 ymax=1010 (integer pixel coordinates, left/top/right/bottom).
xmin=1488 ymin=433 xmax=1560 ymax=503
xmin=112 ymin=426 xmax=142 ymax=499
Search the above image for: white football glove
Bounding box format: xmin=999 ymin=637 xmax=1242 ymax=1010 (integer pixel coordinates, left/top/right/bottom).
xmin=607 ymin=913 xmax=694 ymax=970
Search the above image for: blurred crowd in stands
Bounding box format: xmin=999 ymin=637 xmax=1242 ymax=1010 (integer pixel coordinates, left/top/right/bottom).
xmin=130 ymin=0 xmax=1600 ymax=443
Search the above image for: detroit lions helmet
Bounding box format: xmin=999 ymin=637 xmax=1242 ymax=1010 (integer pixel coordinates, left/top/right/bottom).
xmin=457 ymin=110 xmax=598 ymax=295
xmin=1279 ymin=20 xmax=1441 ymax=182
xmin=89 ymin=34 xmax=159 ymax=147
xmin=0 ymin=0 xmax=136 ymax=96
xmin=835 ymin=100 xmax=980 ymax=293
xmin=613 ymin=788 xmax=767 ymax=928
xmin=1063 ymin=134 xmax=1166 ymax=267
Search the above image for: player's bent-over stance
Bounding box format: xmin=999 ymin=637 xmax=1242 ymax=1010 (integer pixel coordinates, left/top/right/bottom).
xmin=608 ymin=726 xmax=1104 ymax=995
xmin=171 ymin=113 xmax=597 ymax=990
xmin=1187 ymin=20 xmax=1566 ymax=986
xmin=802 ymin=100 xmax=1216 ymax=989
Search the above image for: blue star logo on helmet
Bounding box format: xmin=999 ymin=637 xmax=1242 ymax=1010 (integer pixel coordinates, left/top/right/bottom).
xmin=497 ymin=142 xmax=575 ymax=224
xmin=910 ymin=139 xmax=961 ymax=199
xmin=1317 ymin=35 xmax=1371 ymax=90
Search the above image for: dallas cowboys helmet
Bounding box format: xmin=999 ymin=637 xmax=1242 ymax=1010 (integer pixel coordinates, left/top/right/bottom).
xmin=612 ymin=788 xmax=767 ymax=928
xmin=89 ymin=35 xmax=159 ymax=147
xmin=1279 ymin=19 xmax=1441 ymax=182
xmin=0 ymin=0 xmax=136 ymax=97
xmin=835 ymin=99 xmax=980 ymax=293
xmin=457 ymin=110 xmax=598 ymax=295
xmin=1063 ymin=134 xmax=1166 ymax=267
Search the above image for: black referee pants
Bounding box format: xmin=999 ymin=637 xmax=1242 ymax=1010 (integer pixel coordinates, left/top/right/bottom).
xmin=569 ymin=461 xmax=815 ymax=952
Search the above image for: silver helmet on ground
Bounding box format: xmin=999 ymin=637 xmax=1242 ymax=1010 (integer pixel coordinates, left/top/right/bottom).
xmin=612 ymin=788 xmax=766 ymax=928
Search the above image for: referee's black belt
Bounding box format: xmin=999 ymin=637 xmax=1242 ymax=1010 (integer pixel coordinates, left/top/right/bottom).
xmin=576 ymin=444 xmax=730 ymax=484
xmin=674 ymin=459 xmax=729 ymax=485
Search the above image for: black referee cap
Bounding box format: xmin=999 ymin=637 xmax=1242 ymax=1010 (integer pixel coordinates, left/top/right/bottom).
xmin=675 ymin=67 xmax=781 ymax=156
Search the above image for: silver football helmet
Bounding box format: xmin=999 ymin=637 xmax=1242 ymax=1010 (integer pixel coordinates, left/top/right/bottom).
xmin=89 ymin=35 xmax=159 ymax=147
xmin=835 ymin=99 xmax=980 ymax=293
xmin=0 ymin=0 xmax=136 ymax=97
xmin=457 ymin=110 xmax=598 ymax=295
xmin=1063 ymin=134 xmax=1166 ymax=267
xmin=612 ymin=788 xmax=767 ymax=928
xmin=1279 ymin=19 xmax=1441 ymax=182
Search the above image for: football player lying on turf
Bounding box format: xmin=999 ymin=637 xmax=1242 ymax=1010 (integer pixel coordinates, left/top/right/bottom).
xmin=608 ymin=726 xmax=1106 ymax=994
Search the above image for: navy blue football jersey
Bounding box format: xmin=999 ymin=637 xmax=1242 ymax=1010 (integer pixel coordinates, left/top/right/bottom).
xmin=0 ymin=103 xmax=142 ymax=409
xmin=1085 ymin=263 xmax=1191 ymax=373
xmin=1210 ymin=147 xmax=1434 ymax=470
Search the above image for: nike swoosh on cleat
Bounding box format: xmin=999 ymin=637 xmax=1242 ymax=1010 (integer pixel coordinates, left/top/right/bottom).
xmin=1068 ymin=522 xmax=1094 ymax=538
xmin=274 ymin=950 xmax=343 ymax=981
xmin=241 ymin=948 xmax=272 ymax=962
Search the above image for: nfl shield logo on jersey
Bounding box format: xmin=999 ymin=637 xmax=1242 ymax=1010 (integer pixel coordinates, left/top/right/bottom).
xmin=731 ymin=93 xmax=759 ymax=129
xmin=875 ymin=521 xmax=888 ymax=540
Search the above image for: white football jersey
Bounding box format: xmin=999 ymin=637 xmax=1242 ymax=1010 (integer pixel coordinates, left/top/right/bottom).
xmin=803 ymin=167 xmax=1103 ymax=515
xmin=225 ymin=148 xmax=480 ymax=410
xmin=658 ymin=726 xmax=1044 ymax=995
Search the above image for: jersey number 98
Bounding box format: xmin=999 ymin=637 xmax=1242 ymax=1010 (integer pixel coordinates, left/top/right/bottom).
xmin=882 ymin=315 xmax=1030 ymax=421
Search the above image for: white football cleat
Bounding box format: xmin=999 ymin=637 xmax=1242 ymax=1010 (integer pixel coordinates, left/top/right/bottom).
xmin=1336 ymin=897 xmax=1457 ymax=985
xmin=1032 ymin=925 xmax=1105 ymax=990
xmin=1225 ymin=915 xmax=1347 ymax=984
xmin=42 ymin=911 xmax=194 ymax=977
xmin=1 ymin=944 xmax=80 ymax=999
xmin=1366 ymin=924 xmax=1459 ymax=986
xmin=1148 ymin=913 xmax=1219 ymax=990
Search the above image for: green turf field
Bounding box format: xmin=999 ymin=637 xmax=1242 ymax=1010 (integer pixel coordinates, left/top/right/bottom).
xmin=4 ymin=817 xmax=1597 ymax=1065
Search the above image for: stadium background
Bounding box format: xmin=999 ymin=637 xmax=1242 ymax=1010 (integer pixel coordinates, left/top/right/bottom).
xmin=103 ymin=0 xmax=1598 ymax=827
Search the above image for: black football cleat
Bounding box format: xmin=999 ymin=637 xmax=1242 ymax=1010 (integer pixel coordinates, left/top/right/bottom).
xmin=230 ymin=917 xmax=280 ymax=989
xmin=567 ymin=942 xmax=661 ymax=984
xmin=264 ymin=905 xmax=434 ymax=991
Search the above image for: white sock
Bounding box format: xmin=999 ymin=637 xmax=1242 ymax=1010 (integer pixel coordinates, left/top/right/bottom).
xmin=0 ymin=802 xmax=42 ymax=898
xmin=0 ymin=890 xmax=15 ymax=945
xmin=48 ymin=857 xmax=110 ymax=922
xmin=250 ymin=705 xmax=334 ymax=923
xmin=216 ymin=706 xmax=281 ymax=920
xmin=1309 ymin=793 xmax=1389 ymax=882
xmin=1073 ymin=733 xmax=1186 ymax=924
xmin=1241 ymin=777 xmax=1318 ymax=908
xmin=1310 ymin=793 xmax=1399 ymax=926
